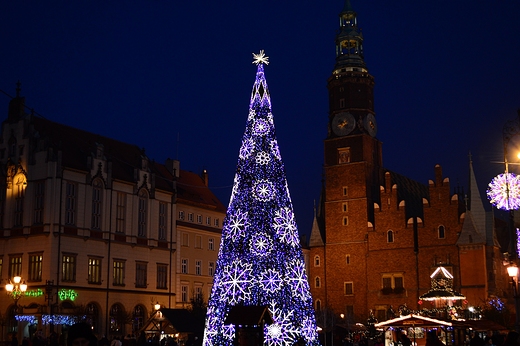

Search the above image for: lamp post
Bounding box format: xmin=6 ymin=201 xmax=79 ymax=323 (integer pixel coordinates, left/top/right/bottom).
xmin=508 ymin=265 xmax=520 ymax=332
xmin=154 ymin=302 xmax=163 ymax=340
xmin=5 ymin=276 xmax=28 ymax=310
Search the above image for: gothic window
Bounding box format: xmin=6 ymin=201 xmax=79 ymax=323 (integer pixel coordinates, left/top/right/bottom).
xmin=315 ymin=276 xmax=321 ymax=288
xmin=65 ymin=182 xmax=77 ymax=225
xmin=109 ymin=304 xmax=124 ymax=334
xmin=315 ymin=300 xmax=322 ymax=312
xmin=86 ymin=303 xmax=100 ymax=334
xmin=158 ymin=202 xmax=167 ymax=240
xmin=91 ymin=179 xmax=103 ymax=230
xmin=438 ymin=225 xmax=446 ymax=239
xmin=314 ymin=255 xmax=320 ymax=267
xmin=387 ymin=230 xmax=394 ymax=243
xmin=33 ymin=180 xmax=45 ymax=225
xmin=138 ymin=189 xmax=148 ymax=237
xmin=116 ymin=192 xmax=126 ymax=234
xmin=132 ymin=305 xmax=146 ymax=334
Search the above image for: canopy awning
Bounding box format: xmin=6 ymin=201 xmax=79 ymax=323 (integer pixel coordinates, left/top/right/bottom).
xmin=139 ymin=309 xmax=197 ymax=335
xmin=375 ymin=314 xmax=452 ymax=328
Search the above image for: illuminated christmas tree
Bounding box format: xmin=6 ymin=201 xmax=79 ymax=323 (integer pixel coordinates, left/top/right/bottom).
xmin=202 ymin=51 xmax=320 ymax=346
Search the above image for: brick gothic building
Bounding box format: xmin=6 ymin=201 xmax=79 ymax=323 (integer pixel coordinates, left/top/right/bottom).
xmin=0 ymin=87 xmax=226 ymax=340
xmin=309 ymin=0 xmax=510 ymax=324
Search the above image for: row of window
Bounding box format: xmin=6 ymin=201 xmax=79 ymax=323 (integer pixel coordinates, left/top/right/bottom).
xmin=2 ymin=254 xmax=170 ymax=289
xmin=313 ymin=275 xmax=404 ymax=294
xmin=180 ymin=258 xmax=215 ymax=276
xmin=178 ymin=211 xmax=219 ymax=227
xmin=179 ymin=283 xmax=210 ymax=303
xmin=180 ymin=233 xmax=215 ymax=250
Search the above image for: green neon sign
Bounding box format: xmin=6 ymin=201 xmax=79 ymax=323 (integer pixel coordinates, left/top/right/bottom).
xmin=25 ymin=289 xmax=44 ymax=297
xmin=58 ymin=289 xmax=78 ymax=301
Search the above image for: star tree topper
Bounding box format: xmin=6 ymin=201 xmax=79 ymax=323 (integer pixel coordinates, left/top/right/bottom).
xmin=252 ymin=50 xmax=269 ymax=65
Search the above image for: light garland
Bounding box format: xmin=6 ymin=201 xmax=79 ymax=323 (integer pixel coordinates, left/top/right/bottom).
xmin=487 ymin=172 xmax=520 ymax=210
xmin=15 ymin=315 xmax=38 ymax=324
xmin=202 ymin=57 xmax=319 ymax=345
xmin=41 ymin=314 xmax=85 ymax=326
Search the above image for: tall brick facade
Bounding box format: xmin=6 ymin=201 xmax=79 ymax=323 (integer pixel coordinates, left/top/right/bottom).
xmin=309 ymin=0 xmax=509 ymax=325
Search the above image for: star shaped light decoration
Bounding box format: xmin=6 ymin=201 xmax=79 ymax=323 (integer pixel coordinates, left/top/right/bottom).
xmin=252 ymin=50 xmax=269 ymax=65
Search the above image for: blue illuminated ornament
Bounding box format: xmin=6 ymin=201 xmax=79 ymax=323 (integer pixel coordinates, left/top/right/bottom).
xmin=487 ymin=172 xmax=520 ymax=210
xmin=202 ymin=52 xmax=320 ymax=345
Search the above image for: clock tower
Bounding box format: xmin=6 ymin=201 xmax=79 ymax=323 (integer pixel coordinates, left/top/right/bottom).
xmin=324 ymin=0 xmax=382 ymax=244
xmin=320 ymin=0 xmax=384 ymax=315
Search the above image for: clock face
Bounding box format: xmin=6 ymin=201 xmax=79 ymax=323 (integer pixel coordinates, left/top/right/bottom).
xmin=332 ymin=112 xmax=355 ymax=136
xmin=363 ymin=113 xmax=377 ymax=137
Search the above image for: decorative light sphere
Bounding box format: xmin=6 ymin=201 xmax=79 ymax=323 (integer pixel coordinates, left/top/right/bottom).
xmin=487 ymin=172 xmax=520 ymax=210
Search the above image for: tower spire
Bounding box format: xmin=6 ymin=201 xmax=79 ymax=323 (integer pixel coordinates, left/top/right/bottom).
xmin=334 ymin=0 xmax=366 ymax=73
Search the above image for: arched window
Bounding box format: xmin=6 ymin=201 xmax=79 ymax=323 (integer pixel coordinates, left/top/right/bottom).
xmin=315 ymin=300 xmax=322 ymax=312
xmin=315 ymin=276 xmax=321 ymax=288
xmin=86 ymin=302 xmax=100 ymax=334
xmin=138 ymin=189 xmax=148 ymax=237
xmin=132 ymin=305 xmax=146 ymax=334
xmin=314 ymin=255 xmax=320 ymax=267
xmin=438 ymin=225 xmax=446 ymax=239
xmin=387 ymin=230 xmax=394 ymax=243
xmin=91 ymin=179 xmax=103 ymax=230
xmin=110 ymin=303 xmax=125 ymax=335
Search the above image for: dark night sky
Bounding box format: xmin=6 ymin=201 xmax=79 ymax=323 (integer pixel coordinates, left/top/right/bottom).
xmin=1 ymin=1 xmax=520 ymax=237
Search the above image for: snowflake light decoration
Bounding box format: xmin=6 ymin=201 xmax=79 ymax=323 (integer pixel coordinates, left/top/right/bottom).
xmin=260 ymin=268 xmax=283 ymax=293
xmin=224 ymin=210 xmax=249 ymax=241
xmin=249 ymin=232 xmax=273 ymax=257
xmin=273 ymin=207 xmax=298 ymax=245
xmin=239 ymin=138 xmax=254 ymax=160
xmin=218 ymin=259 xmax=253 ymax=304
xmin=487 ymin=172 xmax=520 ymax=210
xmin=256 ymin=151 xmax=271 ymax=165
xmin=253 ymin=179 xmax=275 ymax=202
xmin=253 ymin=119 xmax=270 ymax=136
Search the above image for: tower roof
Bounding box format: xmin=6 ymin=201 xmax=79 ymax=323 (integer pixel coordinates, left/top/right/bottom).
xmin=333 ymin=0 xmax=367 ymax=73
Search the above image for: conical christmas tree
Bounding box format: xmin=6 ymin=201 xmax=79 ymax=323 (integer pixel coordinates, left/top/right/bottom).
xmin=202 ymin=51 xmax=320 ymax=346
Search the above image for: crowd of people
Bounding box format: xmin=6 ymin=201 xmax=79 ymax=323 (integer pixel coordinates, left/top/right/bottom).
xmin=8 ymin=323 xmax=187 ymax=346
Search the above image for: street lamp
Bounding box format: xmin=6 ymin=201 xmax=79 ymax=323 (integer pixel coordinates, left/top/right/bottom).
xmin=507 ymin=264 xmax=520 ymax=332
xmin=5 ymin=276 xmax=27 ymax=308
